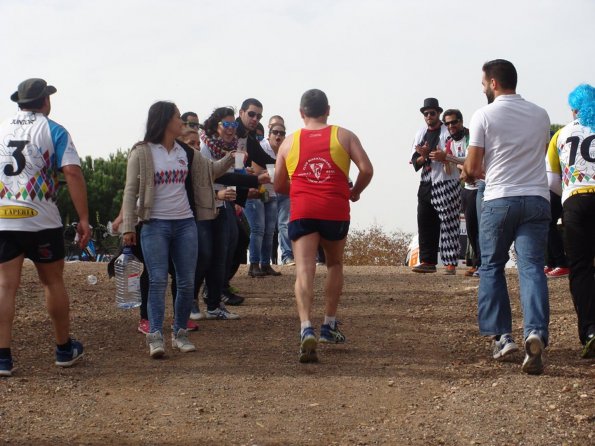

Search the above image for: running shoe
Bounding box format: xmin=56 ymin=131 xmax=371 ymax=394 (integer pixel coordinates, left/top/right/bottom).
xmin=138 ymin=319 xmax=150 ymax=335
xmin=581 ymin=331 xmax=595 ymax=359
xmin=319 ymin=322 xmax=346 ymax=344
xmin=521 ymin=331 xmax=545 ymax=375
xmin=55 ymin=339 xmax=84 ymax=367
xmin=206 ymin=303 xmax=240 ymax=320
xmin=299 ymin=327 xmax=318 ymax=363
xmin=546 ymin=267 xmax=570 ymax=278
xmin=0 ymin=356 xmax=13 ymax=377
xmin=492 ymin=334 xmax=519 ymax=360
xmin=171 ymin=328 xmax=196 ymax=353
xmin=146 ymin=331 xmax=165 ymax=358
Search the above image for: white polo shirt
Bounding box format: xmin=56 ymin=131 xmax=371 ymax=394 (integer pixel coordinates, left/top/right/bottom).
xmin=468 ymin=94 xmax=550 ymax=201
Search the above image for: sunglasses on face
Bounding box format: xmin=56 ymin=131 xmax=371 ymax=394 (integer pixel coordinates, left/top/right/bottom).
xmin=423 ymin=110 xmax=437 ymax=117
xmin=444 ymin=119 xmax=460 ymax=127
xmin=185 ymin=122 xmax=199 ymax=129
xmin=270 ymin=130 xmax=286 ymax=137
xmin=256 ymin=135 xmax=265 ymax=141
xmin=219 ymin=121 xmax=239 ymax=129
xmin=247 ymin=111 xmax=263 ymax=120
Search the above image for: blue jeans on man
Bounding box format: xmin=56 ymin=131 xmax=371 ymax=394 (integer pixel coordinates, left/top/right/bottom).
xmin=478 ymin=196 xmax=550 ymax=345
xmin=141 ymin=218 xmax=198 ymax=334
xmin=276 ymin=194 xmax=293 ymax=263
xmin=244 ymin=197 xmax=278 ymax=265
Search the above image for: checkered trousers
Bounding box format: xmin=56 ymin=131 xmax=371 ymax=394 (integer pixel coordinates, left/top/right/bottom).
xmin=430 ymin=179 xmax=461 ymax=266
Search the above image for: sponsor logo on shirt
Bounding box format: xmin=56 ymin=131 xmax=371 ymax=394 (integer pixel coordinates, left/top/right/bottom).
xmin=298 ymin=157 xmax=334 ymax=184
xmin=0 ymin=205 xmax=38 ymax=218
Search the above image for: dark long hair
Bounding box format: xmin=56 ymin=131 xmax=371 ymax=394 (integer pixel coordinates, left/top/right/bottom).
xmin=203 ymin=107 xmax=235 ymax=137
xmin=144 ymin=101 xmax=177 ymax=143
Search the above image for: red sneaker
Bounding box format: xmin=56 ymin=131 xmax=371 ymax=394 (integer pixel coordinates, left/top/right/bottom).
xmin=546 ymin=267 xmax=570 ymax=278
xmin=137 ymin=319 xmax=150 ymax=335
xmin=186 ymin=320 xmax=199 ymax=331
xmin=543 ymin=266 xmax=554 ymax=274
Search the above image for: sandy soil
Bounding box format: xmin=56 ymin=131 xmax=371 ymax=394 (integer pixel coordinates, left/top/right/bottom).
xmin=0 ymin=263 xmax=593 ymax=445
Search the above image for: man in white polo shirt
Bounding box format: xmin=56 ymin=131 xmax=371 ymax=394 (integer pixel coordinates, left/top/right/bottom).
xmin=463 ymin=59 xmax=551 ymax=375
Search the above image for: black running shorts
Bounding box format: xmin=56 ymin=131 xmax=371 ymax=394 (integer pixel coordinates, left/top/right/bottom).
xmin=288 ymin=219 xmax=350 ymax=242
xmin=0 ymin=227 xmax=65 ymax=263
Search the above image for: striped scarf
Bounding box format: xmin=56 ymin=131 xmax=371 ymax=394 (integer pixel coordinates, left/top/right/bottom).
xmin=199 ymin=131 xmax=237 ymax=160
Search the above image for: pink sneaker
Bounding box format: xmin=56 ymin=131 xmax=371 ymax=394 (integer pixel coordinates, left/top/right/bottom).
xmin=137 ymin=319 xmax=150 ymax=335
xmin=546 ymin=267 xmax=570 ymax=278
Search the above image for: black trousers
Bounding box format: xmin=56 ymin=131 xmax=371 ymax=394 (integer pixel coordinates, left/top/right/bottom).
xmin=547 ymin=191 xmax=568 ymax=268
xmin=461 ymin=188 xmax=480 ymax=268
xmin=563 ymin=193 xmax=595 ymax=344
xmin=417 ymin=182 xmax=440 ymax=264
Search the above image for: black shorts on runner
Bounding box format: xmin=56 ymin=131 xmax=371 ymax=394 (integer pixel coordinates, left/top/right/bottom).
xmin=288 ymin=219 xmax=350 ymax=242
xmin=0 ymin=227 xmax=65 ymax=263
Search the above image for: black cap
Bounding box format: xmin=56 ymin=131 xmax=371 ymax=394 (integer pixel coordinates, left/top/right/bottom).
xmin=10 ymin=78 xmax=57 ymax=105
xmin=420 ymin=97 xmax=443 ymax=114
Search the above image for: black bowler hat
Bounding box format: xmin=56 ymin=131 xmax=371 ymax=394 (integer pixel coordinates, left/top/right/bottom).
xmin=420 ymin=97 xmax=443 ymax=114
xmin=10 ymin=78 xmax=57 ymax=105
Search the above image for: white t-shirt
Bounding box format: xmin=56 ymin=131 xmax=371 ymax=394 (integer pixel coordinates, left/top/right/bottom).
xmin=0 ymin=111 xmax=81 ymax=231
xmin=468 ymin=94 xmax=550 ymax=201
xmin=149 ymin=142 xmax=193 ymax=220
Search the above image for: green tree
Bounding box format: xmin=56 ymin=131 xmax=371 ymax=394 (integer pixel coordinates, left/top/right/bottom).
xmin=57 ymin=150 xmax=128 ymax=226
xmin=550 ymin=123 xmax=565 ymax=134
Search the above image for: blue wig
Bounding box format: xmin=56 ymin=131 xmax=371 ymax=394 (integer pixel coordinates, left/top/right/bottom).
xmin=568 ymin=83 xmax=595 ymax=131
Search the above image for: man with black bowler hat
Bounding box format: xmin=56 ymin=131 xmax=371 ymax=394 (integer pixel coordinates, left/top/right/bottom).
xmin=410 ymin=98 xmax=461 ymax=274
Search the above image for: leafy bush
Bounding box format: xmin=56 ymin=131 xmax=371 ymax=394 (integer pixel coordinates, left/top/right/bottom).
xmin=344 ymin=224 xmax=412 ymax=266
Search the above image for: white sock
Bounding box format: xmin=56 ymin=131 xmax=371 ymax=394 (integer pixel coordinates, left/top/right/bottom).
xmin=324 ymin=316 xmax=336 ymax=327
xmin=300 ymin=321 xmax=312 ymax=333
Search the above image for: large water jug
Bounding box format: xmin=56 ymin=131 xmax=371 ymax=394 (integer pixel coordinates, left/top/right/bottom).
xmin=114 ymin=247 xmax=143 ymax=309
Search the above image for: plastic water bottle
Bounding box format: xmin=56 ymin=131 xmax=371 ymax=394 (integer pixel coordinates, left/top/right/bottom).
xmin=114 ymin=247 xmax=143 ymax=309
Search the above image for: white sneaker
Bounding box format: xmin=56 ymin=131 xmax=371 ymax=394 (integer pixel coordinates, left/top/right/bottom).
xmin=522 ymin=331 xmax=544 ymax=375
xmin=492 ymin=334 xmax=519 ymax=360
xmin=146 ymin=331 xmax=165 ymax=358
xmin=206 ymin=303 xmax=240 ymax=320
xmin=171 ymin=328 xmax=196 ymax=353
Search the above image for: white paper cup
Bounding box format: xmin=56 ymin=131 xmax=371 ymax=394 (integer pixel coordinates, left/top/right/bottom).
xmin=266 ymin=163 xmax=275 ymax=182
xmin=234 ymin=152 xmax=244 ymax=170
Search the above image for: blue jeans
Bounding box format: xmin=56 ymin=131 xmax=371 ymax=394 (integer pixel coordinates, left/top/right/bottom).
xmin=244 ymin=197 xmax=278 ymax=265
xmin=478 ymin=196 xmax=550 ymax=344
xmin=141 ymin=218 xmax=198 ymax=334
xmin=196 ymin=208 xmax=230 ymax=311
xmin=276 ymin=194 xmax=293 ymax=262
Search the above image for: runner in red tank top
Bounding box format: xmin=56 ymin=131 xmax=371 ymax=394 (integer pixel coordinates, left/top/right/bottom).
xmin=274 ymin=89 xmax=373 ymax=363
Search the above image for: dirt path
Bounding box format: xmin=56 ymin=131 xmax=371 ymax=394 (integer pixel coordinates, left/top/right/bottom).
xmin=0 ymin=264 xmax=593 ymax=445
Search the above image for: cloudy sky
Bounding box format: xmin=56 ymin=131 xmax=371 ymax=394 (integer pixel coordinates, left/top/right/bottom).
xmin=1 ymin=0 xmax=593 ymax=232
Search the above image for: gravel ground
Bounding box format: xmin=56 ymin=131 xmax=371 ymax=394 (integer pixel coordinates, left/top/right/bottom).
xmin=0 ymin=263 xmax=593 ymax=445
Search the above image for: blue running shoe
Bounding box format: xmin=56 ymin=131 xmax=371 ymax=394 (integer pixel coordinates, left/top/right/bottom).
xmin=319 ymin=322 xmax=346 ymax=344
xmin=299 ymin=327 xmax=318 ymax=363
xmin=55 ymin=339 xmax=84 ymax=367
xmin=0 ymin=356 xmax=13 ymax=377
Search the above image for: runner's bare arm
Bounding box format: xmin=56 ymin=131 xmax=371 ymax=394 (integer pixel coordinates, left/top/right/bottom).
xmin=62 ymin=164 xmax=92 ymax=249
xmin=274 ymin=134 xmax=292 ymax=195
xmin=342 ymin=129 xmax=373 ymax=202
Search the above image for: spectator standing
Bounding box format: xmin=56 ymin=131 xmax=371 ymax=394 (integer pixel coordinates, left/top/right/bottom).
xmin=411 ymin=98 xmax=461 ymax=274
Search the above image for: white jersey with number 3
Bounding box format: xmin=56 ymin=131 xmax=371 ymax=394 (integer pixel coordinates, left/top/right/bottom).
xmin=0 ymin=111 xmax=81 ymax=231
